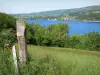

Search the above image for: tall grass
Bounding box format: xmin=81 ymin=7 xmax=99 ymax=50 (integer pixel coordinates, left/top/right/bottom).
xmin=0 ymin=48 xmax=62 ymax=75
xmin=1 ymin=45 xmax=100 ymax=75
xmin=19 ymin=55 xmax=61 ymax=75
xmin=0 ymin=50 xmax=16 ymax=75
xmin=28 ymin=45 xmax=100 ymax=75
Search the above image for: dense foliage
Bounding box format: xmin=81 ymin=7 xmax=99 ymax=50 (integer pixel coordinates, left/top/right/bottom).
xmin=26 ymin=23 xmax=69 ymax=46
xmin=0 ymin=12 xmax=16 ymax=31
xmin=26 ymin=23 xmax=100 ymax=51
xmin=66 ymin=33 xmax=100 ymax=51
xmin=0 ymin=13 xmax=17 ymax=75
xmin=0 ymin=12 xmax=16 ymax=49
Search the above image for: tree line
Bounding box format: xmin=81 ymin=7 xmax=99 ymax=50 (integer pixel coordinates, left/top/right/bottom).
xmin=68 ymin=10 xmax=100 ymax=21
xmin=26 ymin=23 xmax=100 ymax=51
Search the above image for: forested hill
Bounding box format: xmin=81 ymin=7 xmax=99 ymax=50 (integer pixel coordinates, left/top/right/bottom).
xmin=12 ymin=5 xmax=100 ymax=21
xmin=30 ymin=5 xmax=100 ymax=16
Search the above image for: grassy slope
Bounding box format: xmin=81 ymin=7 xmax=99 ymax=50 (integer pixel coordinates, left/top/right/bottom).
xmin=28 ymin=45 xmax=100 ymax=75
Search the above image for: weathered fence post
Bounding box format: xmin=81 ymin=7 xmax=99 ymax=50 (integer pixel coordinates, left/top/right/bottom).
xmin=12 ymin=45 xmax=19 ymax=73
xmin=16 ymin=19 xmax=27 ymax=63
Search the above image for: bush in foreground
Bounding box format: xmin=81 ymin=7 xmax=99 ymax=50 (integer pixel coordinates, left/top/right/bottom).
xmin=19 ymin=55 xmax=61 ymax=75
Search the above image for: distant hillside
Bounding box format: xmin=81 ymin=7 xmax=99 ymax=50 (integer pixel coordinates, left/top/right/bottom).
xmin=12 ymin=5 xmax=100 ymax=21
xmin=30 ymin=5 xmax=100 ymax=16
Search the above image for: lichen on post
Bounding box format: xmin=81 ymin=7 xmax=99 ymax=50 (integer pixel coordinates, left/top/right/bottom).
xmin=16 ymin=19 xmax=27 ymax=64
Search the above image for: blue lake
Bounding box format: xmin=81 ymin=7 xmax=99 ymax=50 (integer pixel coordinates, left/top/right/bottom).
xmin=27 ymin=20 xmax=100 ymax=35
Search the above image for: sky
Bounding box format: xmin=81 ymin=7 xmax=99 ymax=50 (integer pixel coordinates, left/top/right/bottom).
xmin=0 ymin=0 xmax=100 ymax=14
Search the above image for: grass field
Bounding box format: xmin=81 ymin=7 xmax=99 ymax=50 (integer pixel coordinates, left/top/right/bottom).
xmin=28 ymin=45 xmax=100 ymax=75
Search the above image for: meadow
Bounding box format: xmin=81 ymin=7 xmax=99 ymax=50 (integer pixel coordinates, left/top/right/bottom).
xmin=1 ymin=45 xmax=100 ymax=75
xmin=27 ymin=45 xmax=100 ymax=75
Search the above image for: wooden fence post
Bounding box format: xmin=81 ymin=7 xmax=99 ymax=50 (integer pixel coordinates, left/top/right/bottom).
xmin=12 ymin=45 xmax=19 ymax=74
xmin=16 ymin=19 xmax=27 ymax=64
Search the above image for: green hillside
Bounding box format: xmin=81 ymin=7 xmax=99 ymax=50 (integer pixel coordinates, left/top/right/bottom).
xmin=30 ymin=5 xmax=100 ymax=16
xmin=12 ymin=5 xmax=100 ymax=21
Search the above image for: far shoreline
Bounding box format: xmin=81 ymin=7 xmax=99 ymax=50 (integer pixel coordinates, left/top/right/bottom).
xmin=79 ymin=20 xmax=100 ymax=23
xmin=65 ymin=20 xmax=100 ymax=22
xmin=26 ymin=19 xmax=100 ymax=22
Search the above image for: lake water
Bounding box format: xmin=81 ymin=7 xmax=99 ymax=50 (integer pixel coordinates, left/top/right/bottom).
xmin=27 ymin=20 xmax=100 ymax=35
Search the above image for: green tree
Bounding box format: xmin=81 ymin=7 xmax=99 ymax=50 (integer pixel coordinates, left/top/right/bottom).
xmin=85 ymin=32 xmax=100 ymax=51
xmin=47 ymin=23 xmax=69 ymax=46
xmin=0 ymin=12 xmax=16 ymax=49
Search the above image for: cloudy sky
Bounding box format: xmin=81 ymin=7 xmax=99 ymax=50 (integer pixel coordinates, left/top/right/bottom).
xmin=0 ymin=0 xmax=100 ymax=14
